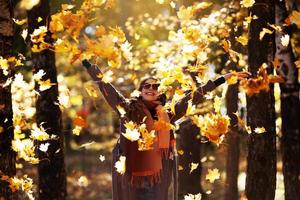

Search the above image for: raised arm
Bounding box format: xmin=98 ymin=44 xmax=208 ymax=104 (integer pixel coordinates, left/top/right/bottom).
xmin=171 ymin=71 xmax=250 ymax=122
xmin=82 ymin=60 xmax=128 ymax=115
xmin=172 ymin=77 xmax=225 ymax=122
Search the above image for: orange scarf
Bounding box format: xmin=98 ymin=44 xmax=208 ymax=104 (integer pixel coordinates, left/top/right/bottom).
xmin=124 ymin=105 xmax=173 ymax=186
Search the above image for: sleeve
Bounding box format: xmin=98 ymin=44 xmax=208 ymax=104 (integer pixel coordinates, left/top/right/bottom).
xmin=86 ymin=64 xmax=128 ymax=116
xmin=171 ymin=76 xmax=225 ymax=122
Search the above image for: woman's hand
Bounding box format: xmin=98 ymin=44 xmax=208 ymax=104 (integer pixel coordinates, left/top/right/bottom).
xmin=224 ymin=71 xmax=251 ymax=81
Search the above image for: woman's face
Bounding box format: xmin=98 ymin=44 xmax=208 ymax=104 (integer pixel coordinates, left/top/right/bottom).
xmin=141 ymin=79 xmax=160 ymax=102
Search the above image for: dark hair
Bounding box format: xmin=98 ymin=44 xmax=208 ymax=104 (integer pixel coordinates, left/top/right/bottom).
xmin=138 ymin=76 xmax=159 ymax=91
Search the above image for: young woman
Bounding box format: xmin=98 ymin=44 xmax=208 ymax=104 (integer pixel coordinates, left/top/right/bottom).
xmin=82 ymin=59 xmax=249 ymax=200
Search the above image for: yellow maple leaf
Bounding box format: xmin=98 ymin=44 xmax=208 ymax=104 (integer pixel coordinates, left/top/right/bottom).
xmin=213 ymin=96 xmax=222 ymax=113
xmin=72 ymin=125 xmax=82 ymax=136
xmin=186 ymin=100 xmax=197 ymax=116
xmin=206 ymin=168 xmax=220 ymax=183
xmin=281 ymin=34 xmax=290 ymax=47
xmin=177 ymin=6 xmax=194 ymax=21
xmin=115 ymin=156 xmax=126 ymax=175
xmin=19 ymin=0 xmax=40 ymax=10
xmin=184 ymin=193 xmax=202 ymax=200
xmin=290 ymin=11 xmax=300 ymax=28
xmin=190 ymin=162 xmax=199 ymax=174
xmin=95 ymin=25 xmax=106 ymax=37
xmin=254 ymin=127 xmax=266 ymax=134
xmin=192 ymin=114 xmax=230 ymax=145
xmin=240 ymin=0 xmax=255 ymax=8
xmin=78 ymin=176 xmax=89 ymax=187
xmin=236 ymin=35 xmax=248 ymax=46
xmin=138 ymin=125 xmax=156 ymax=151
xmin=30 ymin=124 xmax=49 ymax=141
xmin=259 ymin=28 xmax=273 ymax=40
xmin=85 ymin=85 xmax=98 ymax=98
xmin=177 ymin=149 xmax=184 ymax=155
xmin=122 ymin=121 xmax=140 ymax=142
xmin=13 ymin=18 xmax=27 ymax=25
xmin=39 ymin=79 xmax=54 ymax=91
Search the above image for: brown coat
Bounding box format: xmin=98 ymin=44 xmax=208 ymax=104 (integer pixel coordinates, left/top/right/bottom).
xmin=86 ymin=65 xmax=221 ymax=200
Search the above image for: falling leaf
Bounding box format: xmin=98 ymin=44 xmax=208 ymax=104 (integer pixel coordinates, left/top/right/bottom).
xmin=39 ymin=79 xmax=54 ymax=91
xmin=138 ymin=124 xmax=156 ymax=151
xmin=30 ymin=124 xmax=49 ymax=141
xmin=184 ymin=193 xmax=202 ymax=200
xmin=206 ymin=168 xmax=220 ymax=183
xmin=74 ymin=116 xmax=87 ymax=128
xmin=99 ymin=155 xmax=105 ymax=162
xmin=85 ymin=85 xmax=98 ymax=98
xmin=115 ymin=156 xmax=126 ymax=175
xmin=21 ymin=29 xmax=28 ymax=40
xmin=213 ymin=96 xmax=222 ymax=113
xmin=259 ymin=28 xmax=273 ymax=40
xmin=268 ymin=23 xmax=282 ymax=32
xmin=37 ymin=17 xmax=43 ymax=22
xmin=97 ymin=70 xmax=114 ymax=83
xmin=78 ymin=176 xmax=89 ymax=187
xmin=122 ymin=121 xmax=140 ymax=142
xmin=178 ymin=165 xmax=184 ymax=171
xmin=236 ymin=35 xmax=248 ymax=46
xmin=61 ymin=4 xmax=75 ymax=10
xmin=13 ymin=18 xmax=27 ymax=25
xmin=190 ymin=162 xmax=199 ymax=174
xmin=295 ymin=60 xmax=300 ymax=68
xmin=186 ymin=100 xmax=197 ymax=116
xmin=170 ymin=1 xmax=176 ymax=8
xmin=254 ymin=127 xmax=266 ymax=134
xmin=280 ymin=34 xmax=290 ymax=47
xmin=222 ymin=39 xmax=231 ymax=52
xmin=177 ymin=149 xmax=184 ymax=155
xmin=156 ymin=0 xmax=165 ymax=4
xmin=72 ymin=125 xmax=82 ymax=136
xmin=120 ymin=41 xmax=133 ymax=61
xmin=240 ymin=0 xmax=255 ymax=7
xmin=19 ymin=0 xmax=40 ymax=10
xmin=192 ymin=114 xmax=230 ymax=145
xmin=116 ymin=105 xmax=126 ymax=117
xmin=130 ymin=90 xmax=141 ymax=98
xmin=290 ymin=10 xmax=300 ymax=28
xmin=39 ymin=143 xmax=50 ymax=152
xmin=80 ymin=141 xmax=96 ymax=148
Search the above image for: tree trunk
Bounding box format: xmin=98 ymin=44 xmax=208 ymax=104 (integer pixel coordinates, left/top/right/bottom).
xmin=224 ymin=77 xmax=239 ymax=200
xmin=0 ymin=0 xmax=16 ymax=199
xmin=275 ymin=0 xmax=300 ymax=199
xmin=245 ymin=0 xmax=277 ymax=199
xmin=224 ymin=3 xmax=242 ymax=200
xmin=177 ymin=120 xmax=204 ymax=198
xmin=27 ymin=0 xmax=67 ymax=199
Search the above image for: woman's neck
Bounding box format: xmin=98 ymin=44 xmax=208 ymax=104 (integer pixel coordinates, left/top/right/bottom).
xmin=142 ymin=100 xmax=157 ymax=110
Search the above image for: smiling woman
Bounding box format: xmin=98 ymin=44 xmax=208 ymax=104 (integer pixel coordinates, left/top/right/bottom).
xmin=81 ymin=59 xmax=249 ymax=200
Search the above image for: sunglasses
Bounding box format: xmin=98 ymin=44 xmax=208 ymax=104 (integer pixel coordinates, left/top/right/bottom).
xmin=142 ymin=83 xmax=160 ymax=90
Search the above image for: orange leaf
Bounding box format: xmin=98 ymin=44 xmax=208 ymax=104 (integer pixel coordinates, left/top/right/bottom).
xmin=74 ymin=116 xmax=87 ymax=128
